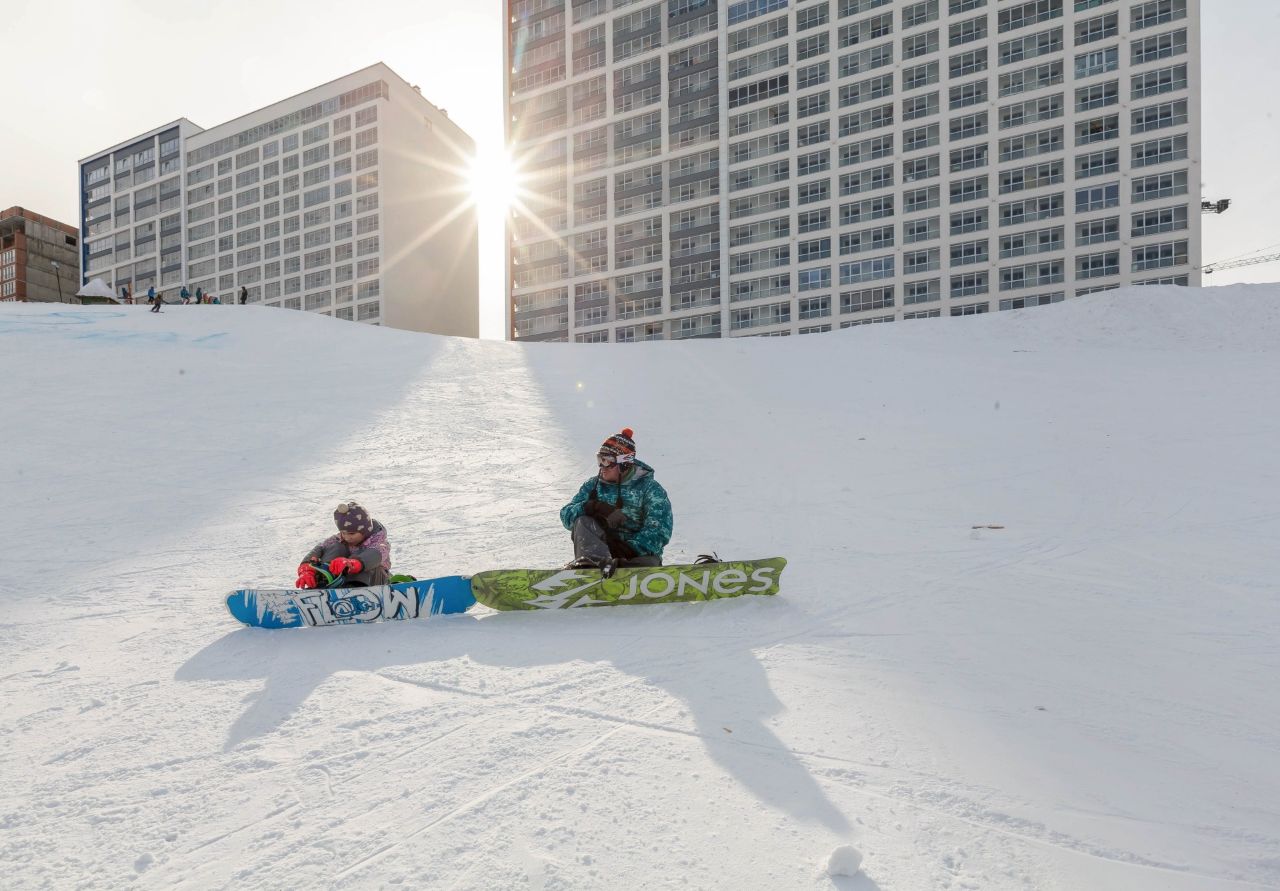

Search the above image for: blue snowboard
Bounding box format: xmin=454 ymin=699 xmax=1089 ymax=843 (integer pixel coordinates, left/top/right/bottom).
xmin=226 ymin=576 xmax=475 ymax=629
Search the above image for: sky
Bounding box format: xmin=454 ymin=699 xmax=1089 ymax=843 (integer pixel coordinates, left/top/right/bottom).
xmin=0 ymin=0 xmax=1276 ymax=338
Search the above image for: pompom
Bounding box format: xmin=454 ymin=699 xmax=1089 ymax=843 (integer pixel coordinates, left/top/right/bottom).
xmin=621 ymin=427 xmax=634 ymax=438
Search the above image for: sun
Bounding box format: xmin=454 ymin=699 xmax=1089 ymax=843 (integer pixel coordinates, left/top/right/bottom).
xmin=468 ymin=145 xmax=523 ymax=220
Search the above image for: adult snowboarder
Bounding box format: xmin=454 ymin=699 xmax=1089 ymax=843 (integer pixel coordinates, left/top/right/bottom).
xmin=560 ymin=428 xmax=672 ymax=570
xmin=296 ymin=502 xmax=391 ymax=588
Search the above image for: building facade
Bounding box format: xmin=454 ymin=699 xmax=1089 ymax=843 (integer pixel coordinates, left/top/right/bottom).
xmin=505 ymin=0 xmax=1200 ymax=341
xmin=79 ymin=64 xmax=479 ymax=335
xmin=0 ymin=208 xmax=79 ymax=303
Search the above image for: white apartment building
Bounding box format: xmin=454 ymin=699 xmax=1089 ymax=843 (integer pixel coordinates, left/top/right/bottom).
xmin=79 ymin=63 xmax=479 ymax=336
xmin=505 ymin=0 xmax=1200 ymax=341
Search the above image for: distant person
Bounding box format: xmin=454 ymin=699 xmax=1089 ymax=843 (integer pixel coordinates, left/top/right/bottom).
xmin=147 ymin=285 xmax=156 ymax=304
xmin=150 ymin=291 xmax=164 ymax=313
xmin=239 ymin=286 xmax=248 ymax=305
xmin=195 ymin=286 xmax=204 ymax=304
xmin=120 ymin=284 xmax=129 ymax=303
xmin=180 ymin=285 xmax=190 ymax=304
xmin=212 ymin=294 xmax=221 ymax=304
xmin=560 ymin=428 xmax=672 ymax=571
xmin=295 ymin=502 xmax=391 ymax=589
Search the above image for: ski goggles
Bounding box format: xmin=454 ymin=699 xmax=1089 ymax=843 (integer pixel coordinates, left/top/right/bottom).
xmin=597 ymin=453 xmax=634 ymax=468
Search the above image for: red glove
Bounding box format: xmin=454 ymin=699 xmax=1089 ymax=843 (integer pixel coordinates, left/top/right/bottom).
xmin=296 ymin=563 xmax=319 ymax=589
xmin=328 ymin=557 xmax=363 ymax=577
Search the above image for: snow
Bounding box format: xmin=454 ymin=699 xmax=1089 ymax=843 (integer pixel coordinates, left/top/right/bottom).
xmin=826 ymin=844 xmax=864 ymax=877
xmin=2 ymin=286 xmax=1279 ymax=890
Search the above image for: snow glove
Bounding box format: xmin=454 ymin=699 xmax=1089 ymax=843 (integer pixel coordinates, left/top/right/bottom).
xmin=296 ymin=563 xmax=319 ymax=589
xmin=584 ymin=499 xmax=628 ymax=529
xmin=328 ymin=557 xmax=363 ymax=577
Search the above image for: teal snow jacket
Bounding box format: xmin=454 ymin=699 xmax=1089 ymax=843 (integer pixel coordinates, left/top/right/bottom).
xmin=560 ymin=460 xmax=673 ymax=559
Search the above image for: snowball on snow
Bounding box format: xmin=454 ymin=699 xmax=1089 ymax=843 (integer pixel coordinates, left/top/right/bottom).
xmin=826 ymin=844 xmax=863 ymax=877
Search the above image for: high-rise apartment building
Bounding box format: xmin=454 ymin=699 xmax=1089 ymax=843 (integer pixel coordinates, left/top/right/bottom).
xmin=505 ymin=0 xmax=1200 ymax=341
xmin=79 ymin=63 xmax=479 ymax=335
xmin=0 ymin=207 xmax=80 ymax=303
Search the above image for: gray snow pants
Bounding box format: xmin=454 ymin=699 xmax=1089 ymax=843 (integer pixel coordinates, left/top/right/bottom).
xmin=315 ymin=543 xmax=389 ymax=587
xmin=571 ymin=516 xmax=661 ymax=567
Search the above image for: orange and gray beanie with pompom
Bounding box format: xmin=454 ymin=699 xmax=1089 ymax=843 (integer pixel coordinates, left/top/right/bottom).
xmin=598 ymin=428 xmax=637 ymax=464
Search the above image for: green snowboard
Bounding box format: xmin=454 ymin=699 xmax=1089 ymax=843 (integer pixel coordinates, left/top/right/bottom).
xmin=470 ymin=558 xmax=787 ymax=611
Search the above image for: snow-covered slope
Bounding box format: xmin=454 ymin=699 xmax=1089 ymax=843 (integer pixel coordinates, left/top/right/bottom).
xmin=2 ymin=288 xmax=1278 ymax=890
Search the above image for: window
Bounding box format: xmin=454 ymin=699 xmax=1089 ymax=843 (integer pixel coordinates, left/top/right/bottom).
xmin=950 ymin=208 xmax=988 ymax=235
xmin=949 ymin=111 xmax=988 ymax=142
xmin=1074 ymin=12 xmax=1117 ymax=44
xmin=1075 ymin=181 xmax=1119 ymax=212
xmin=903 ymin=61 xmax=939 ymax=91
xmin=729 ymin=300 xmax=790 ymax=330
xmin=1132 ymin=63 xmax=1187 ymax=99
xmin=998 ymin=260 xmax=1061 ymax=290
xmin=1076 ymin=216 xmax=1119 ymax=246
xmin=798 ymin=237 xmax=832 ymax=262
xmin=727 ymin=0 xmax=786 ymax=26
xmin=950 ymin=175 xmax=988 ymax=204
xmin=949 ymin=79 xmax=987 ymax=110
xmin=1132 ymin=0 xmax=1186 ymax=31
xmin=1075 ymin=148 xmax=1119 ymax=178
xmin=1132 ymin=28 xmax=1186 ymax=64
xmin=840 ymin=224 xmax=895 ymax=254
xmin=797 ymin=3 xmax=830 ymax=31
xmin=904 ymin=216 xmax=940 ymax=243
xmin=799 ymin=294 xmax=832 ymax=319
xmin=797 ymin=33 xmax=829 ymax=60
xmin=999 ymin=59 xmax=1063 ymax=96
xmin=903 ymin=0 xmax=939 ymax=30
xmin=903 ymin=185 xmax=939 ymax=213
xmin=950 ymin=272 xmax=988 ymax=298
xmin=950 ymin=144 xmax=988 ymax=172
xmin=903 ymin=154 xmax=939 ymax=182
xmin=1075 ymin=114 xmax=1118 ymax=145
xmin=1132 ymin=170 xmax=1187 ymax=202
xmin=728 ymin=75 xmax=789 ymax=108
xmin=839 ymin=255 xmax=895 ymax=284
xmin=999 ymin=160 xmax=1063 ymax=193
xmin=798 ymin=209 xmax=830 ymax=233
xmin=1076 ymin=80 xmax=1118 ymax=112
xmin=999 ymin=26 xmax=1061 ymax=65
xmin=839 ymin=285 xmax=894 ymax=313
xmin=1131 ymin=99 xmax=1187 ymax=134
xmin=949 ymin=48 xmax=987 ymax=78
xmin=1132 ymin=205 xmax=1187 ymax=237
xmin=903 ymin=247 xmax=940 ymax=274
xmin=797 ymin=62 xmax=830 ymax=90
xmin=1074 ymin=46 xmax=1118 ymax=79
xmin=1000 ymin=225 xmax=1063 ymax=258
xmin=798 ymin=267 xmax=833 ymax=291
xmin=903 ymin=30 xmax=940 ymax=60
xmin=1076 ymin=250 xmax=1119 ymax=278
xmin=902 ymin=125 xmax=937 ymax=153
xmin=999 ymin=0 xmax=1062 ymax=33
xmin=1000 ymin=192 xmax=1064 ymax=226
xmin=949 ymin=16 xmax=986 ymax=46
xmin=903 ymin=278 xmax=940 ymax=304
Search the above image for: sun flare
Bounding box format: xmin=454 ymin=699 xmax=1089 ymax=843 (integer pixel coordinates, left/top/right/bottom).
xmin=468 ymin=146 xmax=523 ymax=219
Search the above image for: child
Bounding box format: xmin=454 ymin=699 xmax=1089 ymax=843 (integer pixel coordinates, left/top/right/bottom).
xmin=295 ymin=502 xmax=391 ymax=588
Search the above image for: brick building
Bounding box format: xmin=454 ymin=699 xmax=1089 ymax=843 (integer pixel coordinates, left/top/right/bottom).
xmin=0 ymin=207 xmax=80 ymax=303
